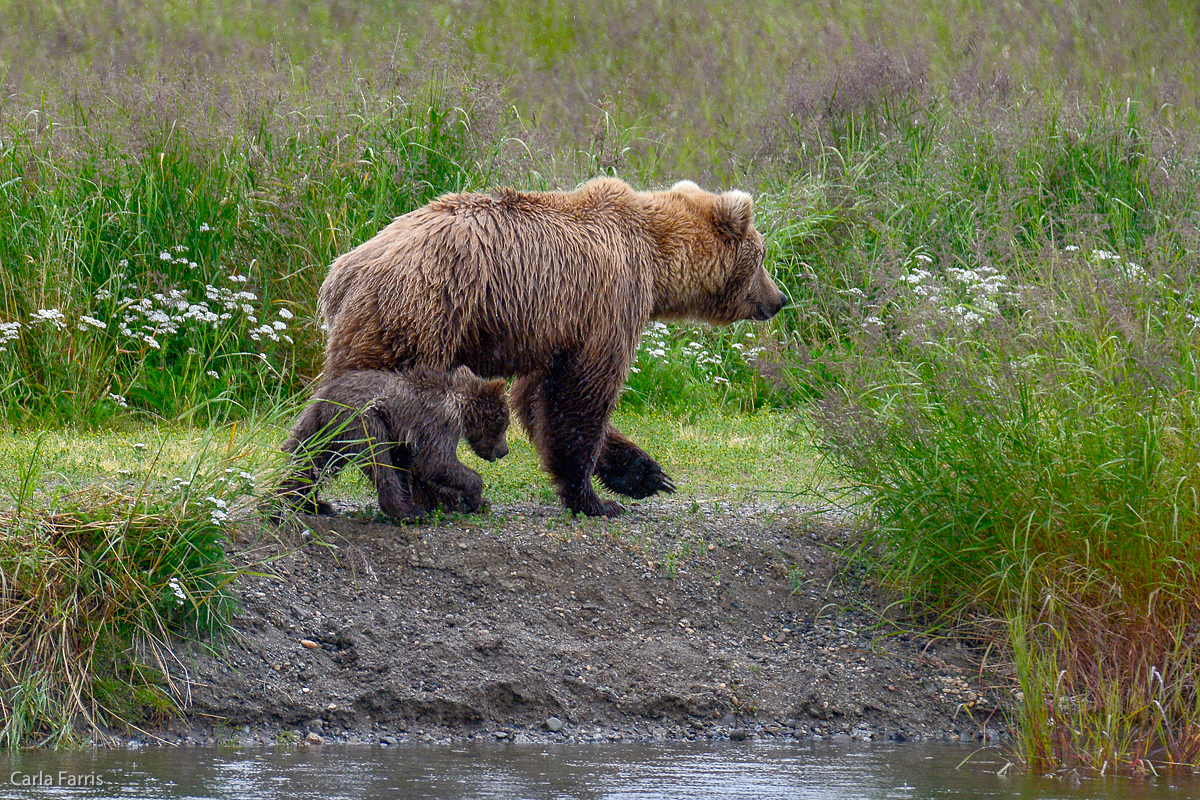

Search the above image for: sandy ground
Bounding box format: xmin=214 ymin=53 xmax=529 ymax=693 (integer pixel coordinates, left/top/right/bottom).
xmin=150 ymin=498 xmax=1014 ymax=747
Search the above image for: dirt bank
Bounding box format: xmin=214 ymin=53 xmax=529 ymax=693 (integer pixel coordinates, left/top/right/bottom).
xmin=152 ymin=499 xmax=1014 ymax=747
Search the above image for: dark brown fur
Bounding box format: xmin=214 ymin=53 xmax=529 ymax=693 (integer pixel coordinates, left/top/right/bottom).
xmin=277 ymin=367 xmax=509 ymax=522
xmin=319 ymin=177 xmax=787 ymax=516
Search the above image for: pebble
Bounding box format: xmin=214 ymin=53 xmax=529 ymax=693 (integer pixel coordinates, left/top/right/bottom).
xmin=303 ymin=732 xmax=324 ymax=746
xmin=546 ymin=717 xmax=564 ymax=732
xmin=300 ymin=639 xmax=320 ymax=649
xmin=380 ymin=735 xmax=397 ymax=746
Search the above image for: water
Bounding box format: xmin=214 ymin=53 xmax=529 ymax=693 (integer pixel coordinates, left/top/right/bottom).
xmin=2 ymin=741 xmax=1196 ymax=800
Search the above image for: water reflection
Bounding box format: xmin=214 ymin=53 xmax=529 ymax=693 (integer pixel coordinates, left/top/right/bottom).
xmin=2 ymin=741 xmax=1195 ymax=800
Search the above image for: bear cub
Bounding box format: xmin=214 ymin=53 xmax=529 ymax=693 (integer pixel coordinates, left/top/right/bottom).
xmin=277 ymin=366 xmax=509 ymax=522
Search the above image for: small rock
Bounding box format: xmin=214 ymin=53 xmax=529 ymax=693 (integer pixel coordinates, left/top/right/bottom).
xmin=546 ymin=717 xmax=564 ymax=732
xmin=380 ymin=735 xmax=397 ymax=746
xmin=421 ymin=733 xmax=436 ymax=743
xmin=493 ymin=730 xmax=509 ymax=739
xmin=300 ymin=639 xmax=319 ymax=649
xmin=729 ymin=729 xmax=750 ymax=741
xmin=303 ymin=732 xmax=324 ymax=746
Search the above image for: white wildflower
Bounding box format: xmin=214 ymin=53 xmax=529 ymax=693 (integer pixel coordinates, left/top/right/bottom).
xmin=32 ymin=308 xmax=67 ymax=329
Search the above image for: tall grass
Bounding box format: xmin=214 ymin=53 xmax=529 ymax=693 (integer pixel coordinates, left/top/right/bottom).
xmin=777 ymin=64 xmax=1200 ymax=772
xmin=0 ymin=411 xmax=299 ymax=747
xmin=0 ymin=63 xmax=501 ymax=424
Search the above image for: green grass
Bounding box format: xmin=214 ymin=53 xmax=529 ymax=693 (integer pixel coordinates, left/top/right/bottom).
xmin=1 ymin=407 xmax=819 ymax=510
xmin=0 ymin=421 xmax=270 ymax=746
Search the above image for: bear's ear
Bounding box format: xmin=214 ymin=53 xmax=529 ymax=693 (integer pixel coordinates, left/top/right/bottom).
xmin=484 ymin=378 xmax=508 ymax=399
xmin=712 ymin=190 xmax=754 ymax=241
xmin=670 ymin=180 xmax=702 ymax=194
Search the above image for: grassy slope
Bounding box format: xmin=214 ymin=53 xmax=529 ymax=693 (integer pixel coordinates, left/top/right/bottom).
xmin=0 ymin=408 xmax=820 ymax=512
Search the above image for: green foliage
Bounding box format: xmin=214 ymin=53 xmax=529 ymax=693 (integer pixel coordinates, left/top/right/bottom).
xmin=0 ymin=414 xmax=293 ymax=747
xmin=803 ymin=201 xmax=1200 ymax=770
xmin=0 ymin=68 xmax=495 ymax=425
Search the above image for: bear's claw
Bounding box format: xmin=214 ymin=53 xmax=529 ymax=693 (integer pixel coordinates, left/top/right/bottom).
xmin=598 ymin=455 xmax=676 ymax=499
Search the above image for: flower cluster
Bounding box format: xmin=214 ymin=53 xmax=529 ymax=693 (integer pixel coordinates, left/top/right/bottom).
xmin=632 ymin=321 xmax=763 ymax=389
xmin=895 ymin=252 xmax=1018 ymax=332
xmin=0 ymin=321 xmax=20 ymax=352
xmin=205 ymin=495 xmax=229 ymax=525
xmin=116 ymin=267 xmax=292 ymax=351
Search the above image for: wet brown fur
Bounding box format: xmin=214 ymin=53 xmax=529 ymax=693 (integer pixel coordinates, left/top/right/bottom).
xmin=319 ymin=177 xmax=787 ymax=516
xmin=277 ymin=367 xmax=509 ymax=522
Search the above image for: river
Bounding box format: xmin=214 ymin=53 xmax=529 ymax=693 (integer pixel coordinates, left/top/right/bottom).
xmin=2 ymin=741 xmax=1195 ymax=799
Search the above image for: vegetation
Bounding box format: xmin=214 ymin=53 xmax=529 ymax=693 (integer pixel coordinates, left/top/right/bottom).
xmin=2 ymin=0 xmax=1200 ymax=771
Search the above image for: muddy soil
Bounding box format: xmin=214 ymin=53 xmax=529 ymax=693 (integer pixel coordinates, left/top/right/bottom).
xmin=152 ymin=499 xmax=1014 ymax=747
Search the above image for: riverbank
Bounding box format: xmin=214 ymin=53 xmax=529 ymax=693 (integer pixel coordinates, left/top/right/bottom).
xmin=146 ymin=499 xmax=1011 ymax=748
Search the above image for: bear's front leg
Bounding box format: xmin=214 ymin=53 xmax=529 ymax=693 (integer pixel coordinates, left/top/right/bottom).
xmin=512 ymin=367 xmax=624 ymax=517
xmin=415 ymin=463 xmax=486 ymax=514
xmin=594 ymin=423 xmax=677 ymax=499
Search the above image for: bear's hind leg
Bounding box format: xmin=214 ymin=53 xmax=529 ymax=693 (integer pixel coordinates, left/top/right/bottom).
xmin=358 ymin=412 xmax=420 ymax=523
xmin=595 ymin=423 xmax=677 ymax=499
xmin=276 ymin=443 xmax=336 ymax=516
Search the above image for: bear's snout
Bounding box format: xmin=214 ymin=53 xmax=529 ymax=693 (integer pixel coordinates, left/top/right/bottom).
xmin=492 ymin=441 xmax=510 ymax=461
xmin=754 ymin=288 xmax=789 ymax=320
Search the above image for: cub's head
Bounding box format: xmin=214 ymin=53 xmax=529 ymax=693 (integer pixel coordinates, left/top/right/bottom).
xmin=651 ymin=181 xmax=788 ymax=325
xmin=458 ymin=373 xmax=510 ymax=462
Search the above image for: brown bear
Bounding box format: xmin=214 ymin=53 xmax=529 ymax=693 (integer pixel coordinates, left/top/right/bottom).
xmin=318 ymin=177 xmax=787 ymax=517
xmin=277 ymin=366 xmax=509 ymax=522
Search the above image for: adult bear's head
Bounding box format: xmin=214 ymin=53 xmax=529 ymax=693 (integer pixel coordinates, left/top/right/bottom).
xmin=648 ymin=181 xmax=789 ymax=325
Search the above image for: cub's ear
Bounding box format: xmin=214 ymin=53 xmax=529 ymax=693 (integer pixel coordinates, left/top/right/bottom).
xmin=484 ymin=378 xmax=509 ymax=399
xmin=713 ymin=190 xmax=754 ymax=241
xmin=670 ymin=180 xmax=702 ymax=193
